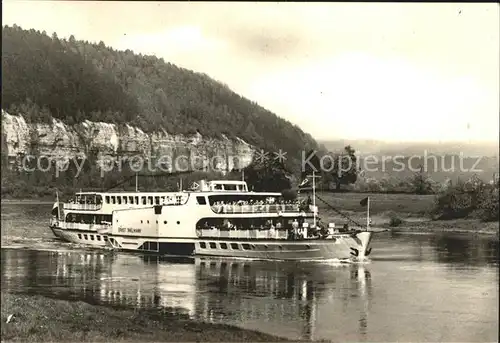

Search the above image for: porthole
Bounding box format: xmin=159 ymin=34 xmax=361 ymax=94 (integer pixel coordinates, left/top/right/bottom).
xmin=177 ymin=221 xmax=180 ymax=225
xmin=164 ymin=221 xmax=167 ymax=224
xmin=141 ymin=220 xmax=143 ymax=224
xmin=200 ymin=242 xmax=207 ymax=249
xmin=209 ymin=242 xmax=216 ymax=249
xmin=147 ymin=220 xmax=149 ymax=224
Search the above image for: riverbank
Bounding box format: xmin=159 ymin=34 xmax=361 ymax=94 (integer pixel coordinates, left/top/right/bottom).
xmin=1 ymin=292 xmax=297 ymax=342
xmin=315 ymin=192 xmax=499 ymax=236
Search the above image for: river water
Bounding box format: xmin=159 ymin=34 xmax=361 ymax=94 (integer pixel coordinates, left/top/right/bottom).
xmin=1 ymin=202 xmax=498 ymax=342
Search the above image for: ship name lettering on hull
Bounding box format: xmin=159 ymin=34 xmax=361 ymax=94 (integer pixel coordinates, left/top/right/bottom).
xmin=118 ymin=227 xmax=142 ymax=234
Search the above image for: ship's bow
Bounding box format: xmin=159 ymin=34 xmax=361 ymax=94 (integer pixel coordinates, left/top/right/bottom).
xmin=355 ymin=231 xmax=373 ymax=259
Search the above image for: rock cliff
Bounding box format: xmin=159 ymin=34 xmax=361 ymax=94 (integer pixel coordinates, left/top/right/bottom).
xmin=1 ymin=110 xmax=254 ymax=173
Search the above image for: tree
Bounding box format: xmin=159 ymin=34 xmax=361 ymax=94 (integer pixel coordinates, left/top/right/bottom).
xmin=411 ymin=165 xmax=435 ymax=195
xmin=330 ymin=145 xmax=359 ymax=191
xmin=243 ymin=150 xmax=292 ymax=192
xmin=301 ymin=149 xmax=321 ymax=180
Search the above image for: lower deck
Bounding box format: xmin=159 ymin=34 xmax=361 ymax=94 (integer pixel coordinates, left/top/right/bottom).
xmin=51 ymin=226 xmax=372 ymax=261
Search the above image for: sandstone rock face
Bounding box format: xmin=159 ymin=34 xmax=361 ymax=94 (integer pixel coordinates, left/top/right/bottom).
xmin=1 ymin=110 xmax=254 ymax=173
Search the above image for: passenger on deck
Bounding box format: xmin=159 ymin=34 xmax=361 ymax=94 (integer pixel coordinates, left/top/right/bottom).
xmin=292 ymin=219 xmax=299 ymax=237
xmin=341 ymin=223 xmax=349 ymax=232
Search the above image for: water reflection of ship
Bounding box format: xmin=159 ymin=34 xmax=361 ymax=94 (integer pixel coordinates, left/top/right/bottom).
xmin=1 ymin=249 xmax=372 ymax=341
xmin=195 ymin=258 xmax=372 ymax=340
xmin=54 ymin=252 xmax=198 ymax=316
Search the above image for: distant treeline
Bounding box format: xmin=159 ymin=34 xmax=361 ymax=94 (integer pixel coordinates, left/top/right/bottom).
xmin=2 ymin=25 xmax=317 ymax=167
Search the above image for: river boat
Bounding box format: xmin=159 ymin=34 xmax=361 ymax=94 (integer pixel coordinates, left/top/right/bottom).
xmin=49 ymin=178 xmax=373 ymax=261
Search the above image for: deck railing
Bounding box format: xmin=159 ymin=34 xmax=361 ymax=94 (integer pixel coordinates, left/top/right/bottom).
xmin=63 ymin=203 xmax=102 ymax=211
xmin=210 ymin=204 xmax=309 ymax=214
xmin=210 ymin=204 xmax=318 ymax=215
xmin=197 ymin=228 xmax=289 ymax=239
xmin=61 ymin=222 xmax=111 ymax=232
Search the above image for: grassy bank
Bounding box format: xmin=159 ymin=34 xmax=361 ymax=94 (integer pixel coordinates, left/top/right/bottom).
xmin=314 ymin=192 xmax=499 ymax=235
xmin=1 ymin=293 xmax=295 ymax=342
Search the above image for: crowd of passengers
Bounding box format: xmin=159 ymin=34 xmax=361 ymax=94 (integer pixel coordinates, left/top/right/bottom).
xmin=211 ymin=197 xmax=312 ymax=213
xmin=198 ymin=216 xmax=349 ymax=240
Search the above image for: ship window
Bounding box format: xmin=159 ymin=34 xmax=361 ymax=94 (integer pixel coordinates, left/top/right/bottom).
xmin=164 ymin=221 xmax=167 ymax=224
xmin=200 ymin=242 xmax=206 ymax=249
xmin=111 ymin=196 xmax=116 ymax=204
xmin=129 ymin=196 xmax=134 ymax=204
xmin=78 ymin=234 xmax=82 ymax=239
xmin=105 ymin=196 xmax=110 ymax=204
xmin=225 ymin=184 xmax=237 ymax=191
xmin=148 ymin=196 xmax=153 ymax=205
xmin=103 ymin=236 xmax=108 ymax=241
xmin=230 ymin=243 xmax=239 ymax=250
xmin=90 ymin=235 xmax=95 ymax=241
xmin=150 ymin=242 xmax=158 ymax=251
xmin=155 ymin=196 xmax=160 ymax=205
xmin=142 ymin=197 xmax=146 ymax=205
xmin=214 ymin=184 xmax=223 ymax=190
xmin=84 ymin=234 xmax=88 ymax=240
xmin=97 ymin=235 xmax=101 ymax=241
xmin=220 ymin=243 xmax=228 ymax=249
xmin=196 ymin=196 xmax=207 ymax=205
xmin=177 ymin=221 xmax=180 ymax=225
xmin=117 ymin=197 xmax=122 ymax=205
xmin=242 ymin=244 xmax=251 ymax=250
xmin=123 ymin=197 xmax=127 ymax=204
xmin=140 ymin=220 xmax=143 ymax=224
xmin=147 ymin=220 xmax=149 ymax=224
xmin=135 ymin=196 xmax=139 ymax=204
xmin=209 ymin=242 xmax=216 ymax=249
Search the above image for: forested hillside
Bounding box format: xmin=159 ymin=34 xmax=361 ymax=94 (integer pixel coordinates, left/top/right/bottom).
xmin=2 ymin=25 xmax=317 ymax=156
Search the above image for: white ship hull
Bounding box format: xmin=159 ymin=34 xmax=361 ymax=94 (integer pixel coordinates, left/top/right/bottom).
xmin=50 ymin=226 xmax=372 ymax=261
xmin=194 ymin=232 xmax=373 ymax=260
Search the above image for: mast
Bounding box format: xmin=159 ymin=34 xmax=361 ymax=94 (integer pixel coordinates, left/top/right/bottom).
xmin=56 ymin=190 xmax=61 ymax=220
xmin=366 ymin=196 xmax=370 ymax=231
xmin=312 ymin=171 xmax=316 ymax=228
xmin=135 ymin=173 xmax=138 ymax=192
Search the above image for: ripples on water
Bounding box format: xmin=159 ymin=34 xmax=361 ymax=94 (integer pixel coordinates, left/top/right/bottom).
xmin=1 ymin=202 xmax=498 ymax=342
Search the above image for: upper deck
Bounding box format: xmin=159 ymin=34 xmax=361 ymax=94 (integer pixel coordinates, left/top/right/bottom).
xmin=60 ymin=180 xmax=309 ymax=215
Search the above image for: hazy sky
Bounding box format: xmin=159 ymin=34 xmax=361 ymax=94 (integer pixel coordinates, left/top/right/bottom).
xmin=3 ymin=2 xmax=499 ymax=142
